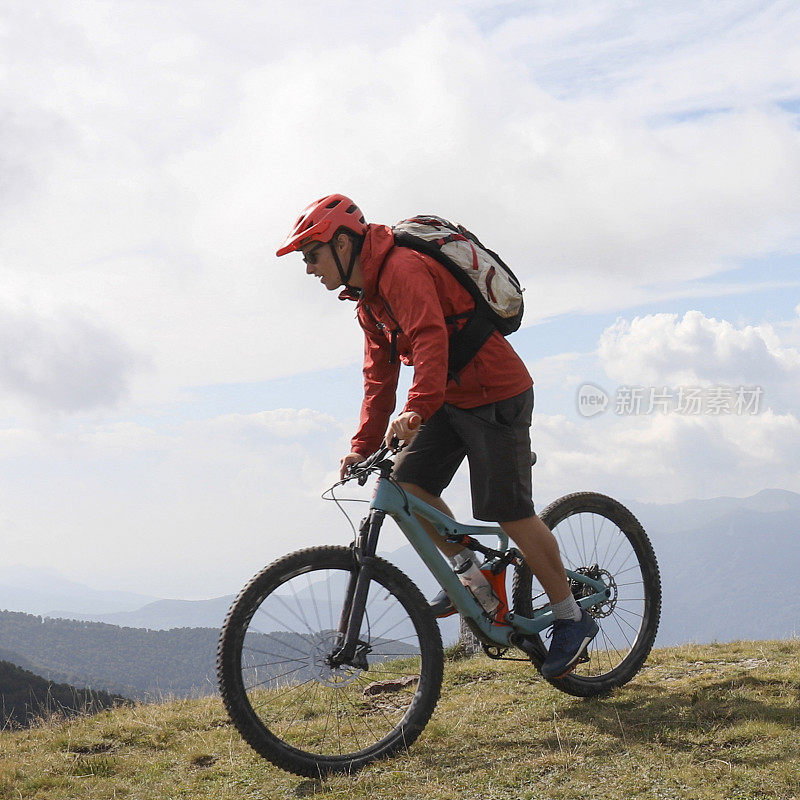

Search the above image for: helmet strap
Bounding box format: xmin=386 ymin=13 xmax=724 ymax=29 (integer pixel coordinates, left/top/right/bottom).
xmin=330 ymin=239 xmax=357 ymax=287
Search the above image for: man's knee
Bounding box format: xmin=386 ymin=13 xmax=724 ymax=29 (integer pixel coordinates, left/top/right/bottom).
xmin=501 ymin=514 xmax=548 ymax=534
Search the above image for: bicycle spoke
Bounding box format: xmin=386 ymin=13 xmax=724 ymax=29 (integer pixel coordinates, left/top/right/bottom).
xmin=222 ymin=552 xmax=437 ymax=762
xmin=241 ymin=652 xmax=308 ymax=668
xmin=578 ymin=513 xmax=589 ymax=569
xmin=244 ymin=626 xmax=312 ymax=658
xmin=307 ymin=571 xmax=325 ymax=634
xmin=590 ymin=513 xmax=608 ymax=567
xmin=563 ymin=516 xmax=582 ymax=570
xmin=520 ymin=495 xmax=660 ymax=689
xmin=243 ymin=662 xmax=309 ymax=686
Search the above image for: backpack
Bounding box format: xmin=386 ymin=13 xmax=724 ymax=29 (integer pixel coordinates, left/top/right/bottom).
xmin=391 ymin=215 xmax=524 ymax=379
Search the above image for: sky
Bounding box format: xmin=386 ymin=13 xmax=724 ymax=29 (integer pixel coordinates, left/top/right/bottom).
xmin=1 ymin=0 xmax=799 ymax=599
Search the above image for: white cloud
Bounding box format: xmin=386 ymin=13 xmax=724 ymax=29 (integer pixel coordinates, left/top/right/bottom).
xmin=198 ymin=408 xmax=338 ymax=439
xmin=525 ymin=352 xmax=587 ymax=391
xmin=528 ymin=305 xmax=800 ymax=504
xmin=531 ymin=409 xmax=800 ymax=506
xmin=2 ymin=1 xmax=799 ymax=403
xmin=1 ymin=1 xmax=800 ymax=600
xmin=598 ymin=311 xmax=800 ymax=398
xmin=0 ymin=408 xmax=356 ymax=597
xmin=0 ymin=306 xmax=141 ymax=413
xmin=490 ymin=1 xmax=800 ymax=111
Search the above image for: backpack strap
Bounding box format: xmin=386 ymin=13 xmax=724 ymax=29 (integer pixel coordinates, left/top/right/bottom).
xmin=393 ymin=231 xmax=486 ymax=311
xmin=373 ymin=246 xmax=494 ymax=380
xmin=446 ymin=311 xmax=495 ymax=381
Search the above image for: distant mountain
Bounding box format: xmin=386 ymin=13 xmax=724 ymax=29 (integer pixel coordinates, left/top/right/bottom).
xmin=6 ymin=489 xmax=798 ymax=647
xmin=0 ymin=659 xmax=128 ymax=728
xmin=626 ymin=487 xmax=800 ymax=538
xmin=3 ymin=487 xmax=795 ymax=706
xmin=0 ymin=565 xmax=157 ymax=617
xmin=44 ymin=560 xmax=458 ymax=639
xmin=51 ymin=595 xmax=237 ymax=631
xmin=379 ymin=488 xmax=800 ymax=648
xmin=638 ymin=501 xmax=800 ymax=646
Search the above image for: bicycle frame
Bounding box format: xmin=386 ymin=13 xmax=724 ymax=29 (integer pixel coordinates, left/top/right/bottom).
xmin=330 ymin=470 xmax=611 ymax=665
xmin=221 ymin=450 xmax=660 ymax=775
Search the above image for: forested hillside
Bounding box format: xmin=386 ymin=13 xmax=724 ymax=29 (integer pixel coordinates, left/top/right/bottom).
xmin=0 ymin=610 xmax=221 ymax=699
xmin=0 ymin=660 xmax=127 ymax=728
xmin=0 ymin=610 xmax=417 ymax=700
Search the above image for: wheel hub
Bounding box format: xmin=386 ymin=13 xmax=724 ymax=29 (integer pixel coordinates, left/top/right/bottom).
xmin=309 ymin=632 xmax=362 ymax=687
xmin=571 ymin=565 xmax=618 ymax=618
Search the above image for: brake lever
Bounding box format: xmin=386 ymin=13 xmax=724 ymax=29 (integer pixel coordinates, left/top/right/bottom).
xmin=344 ymin=438 xmax=405 ymax=486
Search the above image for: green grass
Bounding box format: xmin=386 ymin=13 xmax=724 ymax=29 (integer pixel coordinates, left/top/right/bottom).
xmin=1 ymin=639 xmax=798 ymax=799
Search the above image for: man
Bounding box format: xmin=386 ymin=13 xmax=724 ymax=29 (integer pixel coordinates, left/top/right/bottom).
xmin=276 ymin=193 xmax=598 ymax=679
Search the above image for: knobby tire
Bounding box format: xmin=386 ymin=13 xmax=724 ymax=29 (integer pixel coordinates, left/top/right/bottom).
xmin=217 ymin=546 xmax=443 ymax=777
xmin=512 ymin=492 xmax=661 ymax=697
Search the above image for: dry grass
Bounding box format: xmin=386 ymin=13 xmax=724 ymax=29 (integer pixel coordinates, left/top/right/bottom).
xmin=0 ymin=639 xmax=798 ymax=799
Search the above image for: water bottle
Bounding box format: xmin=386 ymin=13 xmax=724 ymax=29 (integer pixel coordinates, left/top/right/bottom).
xmin=455 ymin=558 xmax=500 ymax=614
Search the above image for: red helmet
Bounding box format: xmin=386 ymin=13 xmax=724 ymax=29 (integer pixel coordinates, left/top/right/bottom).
xmin=276 ymin=194 xmax=367 ymax=257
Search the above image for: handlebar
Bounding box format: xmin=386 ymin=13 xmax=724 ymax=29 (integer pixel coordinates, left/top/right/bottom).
xmin=345 ymin=437 xmax=403 ymax=485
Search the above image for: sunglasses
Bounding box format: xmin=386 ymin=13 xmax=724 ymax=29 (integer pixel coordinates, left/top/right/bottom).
xmin=302 ymin=243 xmax=327 ymax=265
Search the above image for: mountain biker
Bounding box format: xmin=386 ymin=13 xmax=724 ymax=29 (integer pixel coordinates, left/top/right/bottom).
xmin=276 ymin=193 xmax=598 ymax=679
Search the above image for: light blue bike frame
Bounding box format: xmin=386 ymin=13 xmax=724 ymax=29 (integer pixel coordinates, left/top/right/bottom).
xmin=372 ymin=475 xmax=610 ymax=647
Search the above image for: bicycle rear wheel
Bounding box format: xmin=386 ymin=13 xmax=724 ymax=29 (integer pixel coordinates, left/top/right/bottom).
xmin=512 ymin=492 xmax=661 ymax=697
xmin=217 ymin=546 xmax=443 ymax=777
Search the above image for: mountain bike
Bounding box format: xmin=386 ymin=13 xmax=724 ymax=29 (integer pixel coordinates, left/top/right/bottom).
xmin=217 ymin=444 xmax=661 ymax=777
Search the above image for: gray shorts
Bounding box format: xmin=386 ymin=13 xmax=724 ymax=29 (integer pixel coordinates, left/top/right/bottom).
xmin=393 ymin=387 xmax=535 ymax=523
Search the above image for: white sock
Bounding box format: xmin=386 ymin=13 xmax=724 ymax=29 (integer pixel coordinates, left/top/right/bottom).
xmin=551 ymin=594 xmax=582 ymax=622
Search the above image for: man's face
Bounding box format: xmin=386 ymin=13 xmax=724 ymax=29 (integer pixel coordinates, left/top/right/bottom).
xmin=302 ymin=241 xmax=342 ymax=291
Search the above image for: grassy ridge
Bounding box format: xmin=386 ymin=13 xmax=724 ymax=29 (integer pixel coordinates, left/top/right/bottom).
xmin=1 ymin=640 xmax=798 ymax=800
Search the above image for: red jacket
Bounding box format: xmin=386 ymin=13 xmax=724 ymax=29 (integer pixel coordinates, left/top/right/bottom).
xmin=347 ymin=224 xmax=533 ymax=457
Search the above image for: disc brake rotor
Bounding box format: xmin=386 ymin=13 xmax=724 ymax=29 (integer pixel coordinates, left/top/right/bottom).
xmin=308 ymin=632 xmax=362 ymax=687
xmin=571 ymin=565 xmax=618 ymax=618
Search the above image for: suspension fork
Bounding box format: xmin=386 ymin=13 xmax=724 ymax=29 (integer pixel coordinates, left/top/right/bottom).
xmin=327 ymin=508 xmax=385 ymax=669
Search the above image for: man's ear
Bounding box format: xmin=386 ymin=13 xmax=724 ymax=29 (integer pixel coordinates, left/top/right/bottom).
xmin=334 ymin=231 xmax=351 ymax=257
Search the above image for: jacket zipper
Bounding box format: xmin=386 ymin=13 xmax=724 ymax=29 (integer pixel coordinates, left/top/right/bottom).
xmin=363 ymin=302 xmax=402 ymax=365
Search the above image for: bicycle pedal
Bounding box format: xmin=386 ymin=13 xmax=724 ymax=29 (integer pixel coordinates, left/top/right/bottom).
xmin=510 ymin=633 xmax=539 ymax=659
xmin=566 ymin=644 xmax=591 ymax=669
xmin=551 ymin=664 xmax=577 ymax=679
xmin=549 ymin=645 xmax=591 ymax=679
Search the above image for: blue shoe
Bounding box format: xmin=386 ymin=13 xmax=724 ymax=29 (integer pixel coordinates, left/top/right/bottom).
xmin=428 ymin=589 xmax=456 ymax=618
xmin=541 ymin=609 xmax=599 ymax=679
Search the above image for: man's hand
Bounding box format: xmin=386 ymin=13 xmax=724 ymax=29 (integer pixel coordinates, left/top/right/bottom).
xmin=339 ymin=452 xmax=363 ymax=481
xmin=384 ymin=412 xmax=422 ymax=449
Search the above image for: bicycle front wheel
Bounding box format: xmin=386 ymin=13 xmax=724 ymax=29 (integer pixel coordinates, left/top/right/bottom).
xmin=512 ymin=492 xmax=661 ymax=697
xmin=217 ymin=546 xmax=443 ymax=777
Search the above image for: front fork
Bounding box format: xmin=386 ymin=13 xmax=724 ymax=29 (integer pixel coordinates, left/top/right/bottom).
xmin=327 ymin=509 xmax=385 ymax=669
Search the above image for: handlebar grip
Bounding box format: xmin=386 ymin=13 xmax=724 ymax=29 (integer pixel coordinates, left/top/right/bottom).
xmin=342 ymin=440 xmax=405 ymax=484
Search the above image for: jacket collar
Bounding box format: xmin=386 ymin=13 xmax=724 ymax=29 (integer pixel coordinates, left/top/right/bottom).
xmin=338 ymin=223 xmax=394 ymax=303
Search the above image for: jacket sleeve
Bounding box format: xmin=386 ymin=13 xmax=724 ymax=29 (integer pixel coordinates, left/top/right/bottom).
xmin=382 ymin=253 xmax=450 ymax=421
xmin=350 ymin=310 xmax=401 ymax=458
